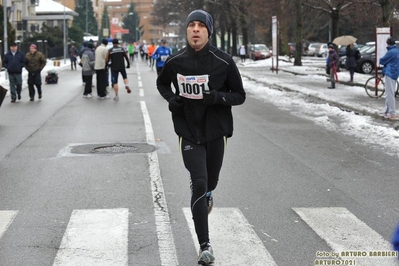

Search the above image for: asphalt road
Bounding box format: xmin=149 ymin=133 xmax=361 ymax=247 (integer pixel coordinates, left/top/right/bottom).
xmin=0 ymin=58 xmax=398 ymax=266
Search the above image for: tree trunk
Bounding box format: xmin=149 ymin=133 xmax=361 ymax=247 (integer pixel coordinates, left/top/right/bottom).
xmin=294 ymin=0 xmax=303 ymax=66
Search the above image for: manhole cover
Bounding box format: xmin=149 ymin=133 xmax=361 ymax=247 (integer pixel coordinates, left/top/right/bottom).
xmin=70 ymin=143 xmax=155 ymax=155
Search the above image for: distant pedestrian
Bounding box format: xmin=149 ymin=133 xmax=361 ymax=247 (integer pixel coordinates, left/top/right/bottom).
xmin=95 ymin=38 xmax=110 ymax=99
xmin=327 ymin=44 xmax=338 ymax=89
xmin=152 ymin=39 xmax=172 ymax=76
xmin=106 ymin=38 xmax=131 ymax=101
xmin=345 ymin=43 xmax=360 ymax=83
xmin=128 ymin=43 xmax=134 ymax=62
xmin=25 ymin=44 xmax=46 ymax=101
xmin=4 ymin=42 xmax=26 ymax=102
xmin=147 ymin=42 xmax=156 ymax=70
xmin=379 ymin=37 xmax=399 ymax=120
xmin=69 ymin=45 xmax=79 ymax=70
xmin=239 ymin=45 xmax=246 ymax=62
xmin=81 ymin=42 xmax=96 ymax=98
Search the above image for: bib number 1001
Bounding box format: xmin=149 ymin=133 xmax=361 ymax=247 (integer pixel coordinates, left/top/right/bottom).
xmin=180 ymin=82 xmax=205 ymax=95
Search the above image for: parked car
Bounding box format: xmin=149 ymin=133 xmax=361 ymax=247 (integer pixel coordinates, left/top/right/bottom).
xmin=306 ymin=43 xmax=321 ymax=56
xmin=248 ymin=44 xmax=272 ymax=61
xmin=316 ymin=43 xmax=328 ymax=57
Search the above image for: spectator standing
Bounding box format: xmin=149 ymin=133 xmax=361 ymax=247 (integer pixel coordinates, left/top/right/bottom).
xmin=106 ymin=38 xmax=131 ymax=101
xmin=81 ymin=42 xmax=96 ymax=98
xmin=25 ymin=44 xmax=46 ymax=101
xmin=152 ymin=39 xmax=172 ymax=75
xmin=239 ymin=44 xmax=246 ymax=62
xmin=4 ymin=42 xmax=26 ymax=102
xmin=95 ymin=38 xmax=110 ymax=99
xmin=345 ymin=43 xmax=360 ymax=83
xmin=69 ymin=44 xmax=79 ymax=70
xmin=156 ymin=10 xmax=246 ymax=265
xmin=327 ymin=44 xmax=339 ymax=89
xmin=379 ymin=37 xmax=399 ymax=120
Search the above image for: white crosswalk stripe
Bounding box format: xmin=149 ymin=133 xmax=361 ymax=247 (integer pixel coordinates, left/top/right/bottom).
xmin=0 ymin=210 xmax=18 ymax=239
xmin=293 ymin=207 xmax=398 ymax=266
xmin=53 ymin=208 xmax=129 ymax=266
xmin=0 ymin=207 xmax=397 ymax=265
xmin=183 ymin=207 xmax=278 ymax=266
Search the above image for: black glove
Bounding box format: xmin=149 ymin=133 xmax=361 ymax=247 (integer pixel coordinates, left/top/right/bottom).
xmin=126 ymin=64 xmax=130 ymax=69
xmin=168 ymin=95 xmax=183 ymax=113
xmin=203 ymin=90 xmax=219 ymax=105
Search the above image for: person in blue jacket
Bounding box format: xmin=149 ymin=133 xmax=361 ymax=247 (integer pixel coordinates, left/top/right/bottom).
xmin=379 ymin=37 xmax=399 ymax=120
xmin=4 ymin=42 xmax=26 ymax=102
xmin=152 ymin=39 xmax=172 ymax=75
xmin=393 ymin=223 xmax=399 ymax=254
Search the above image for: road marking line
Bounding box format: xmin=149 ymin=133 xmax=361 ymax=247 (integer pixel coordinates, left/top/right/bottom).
xmin=293 ymin=207 xmax=398 ymax=265
xmin=53 ymin=208 xmax=128 ymax=266
xmin=141 ymin=101 xmax=179 ymax=265
xmin=183 ymin=207 xmax=278 ymax=265
xmin=0 ymin=210 xmax=18 ymax=239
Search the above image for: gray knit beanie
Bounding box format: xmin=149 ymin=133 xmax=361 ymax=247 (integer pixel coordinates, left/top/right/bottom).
xmin=186 ymin=10 xmax=213 ymax=37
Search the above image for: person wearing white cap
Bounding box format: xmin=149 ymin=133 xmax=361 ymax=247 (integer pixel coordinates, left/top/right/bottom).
xmin=156 ymin=9 xmax=246 ymax=265
xmin=25 ymin=44 xmax=46 ymax=101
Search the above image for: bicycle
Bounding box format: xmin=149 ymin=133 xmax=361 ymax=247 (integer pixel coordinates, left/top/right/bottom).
xmin=364 ymin=69 xmax=399 ymax=98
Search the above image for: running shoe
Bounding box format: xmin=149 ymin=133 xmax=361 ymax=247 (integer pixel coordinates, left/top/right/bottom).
xmin=114 ymin=95 xmax=119 ymax=101
xmin=198 ymin=242 xmax=215 ymax=265
xmin=206 ymin=191 xmax=213 ymax=214
xmin=87 ymin=94 xmax=93 ymax=98
xmin=385 ymin=113 xmax=399 ymax=120
xmin=126 ymin=86 xmax=131 ymax=93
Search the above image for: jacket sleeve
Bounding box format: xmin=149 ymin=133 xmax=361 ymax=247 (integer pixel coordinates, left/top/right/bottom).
xmin=156 ymin=59 xmax=176 ymax=102
xmin=40 ymin=53 xmax=46 ymax=70
xmin=379 ymin=50 xmax=392 ymax=66
xmin=3 ymin=55 xmax=8 ymax=69
xmin=214 ymin=59 xmax=246 ymax=106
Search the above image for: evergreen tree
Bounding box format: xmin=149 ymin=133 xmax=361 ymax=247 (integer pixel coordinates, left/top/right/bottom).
xmin=69 ymin=25 xmax=84 ymax=47
xmin=99 ymin=7 xmax=110 ymax=41
xmin=122 ymin=2 xmax=142 ymax=43
xmin=73 ymin=0 xmax=98 ymax=36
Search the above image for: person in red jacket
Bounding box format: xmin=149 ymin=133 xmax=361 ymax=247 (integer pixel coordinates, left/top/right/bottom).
xmin=156 ymin=9 xmax=245 ymax=265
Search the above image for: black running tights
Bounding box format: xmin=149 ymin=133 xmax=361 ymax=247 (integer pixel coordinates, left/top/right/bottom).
xmin=179 ymin=136 xmax=226 ymax=244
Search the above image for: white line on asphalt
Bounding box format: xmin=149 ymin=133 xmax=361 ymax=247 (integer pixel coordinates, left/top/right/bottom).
xmin=53 ymin=208 xmax=128 ymax=266
xmin=141 ymin=101 xmax=179 ymax=265
xmin=136 ymin=62 xmax=144 ymax=96
xmin=293 ymin=207 xmax=398 ymax=265
xmin=183 ymin=207 xmax=278 ymax=265
xmin=0 ymin=211 xmax=18 ymax=239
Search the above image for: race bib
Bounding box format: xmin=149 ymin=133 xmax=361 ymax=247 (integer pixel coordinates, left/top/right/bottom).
xmin=177 ymin=74 xmax=209 ymax=99
xmin=161 ymin=55 xmax=169 ymax=61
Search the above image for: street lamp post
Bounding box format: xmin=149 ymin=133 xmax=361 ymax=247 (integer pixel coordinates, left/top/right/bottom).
xmin=3 ymin=0 xmax=7 ymax=55
xmin=63 ymin=0 xmax=66 ymax=63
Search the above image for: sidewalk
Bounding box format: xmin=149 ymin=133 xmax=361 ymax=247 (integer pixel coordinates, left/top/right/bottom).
xmin=1 ymin=58 xmax=72 ymax=96
xmin=237 ymin=57 xmax=388 ymax=120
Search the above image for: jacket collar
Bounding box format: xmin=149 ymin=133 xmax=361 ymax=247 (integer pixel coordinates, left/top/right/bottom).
xmin=187 ymin=41 xmax=210 ymax=56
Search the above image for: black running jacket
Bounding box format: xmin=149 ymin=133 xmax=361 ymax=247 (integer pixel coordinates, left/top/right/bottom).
xmin=157 ymin=42 xmax=246 ymax=144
